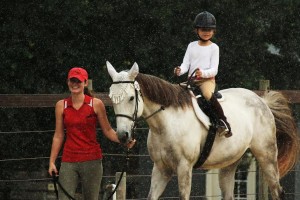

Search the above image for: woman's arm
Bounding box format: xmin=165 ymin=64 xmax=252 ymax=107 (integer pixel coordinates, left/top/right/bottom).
xmin=48 ymin=100 xmax=65 ymax=175
xmin=94 ymin=98 xmax=135 ymax=148
xmin=94 ymin=98 xmax=120 ymax=143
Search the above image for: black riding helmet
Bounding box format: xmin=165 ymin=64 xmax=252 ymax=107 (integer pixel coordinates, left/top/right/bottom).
xmin=193 ymin=11 xmax=216 ymax=29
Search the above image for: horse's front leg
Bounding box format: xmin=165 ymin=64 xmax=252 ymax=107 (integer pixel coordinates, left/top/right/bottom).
xmin=177 ymin=160 xmax=193 ymax=200
xmin=147 ymin=163 xmax=172 ymax=200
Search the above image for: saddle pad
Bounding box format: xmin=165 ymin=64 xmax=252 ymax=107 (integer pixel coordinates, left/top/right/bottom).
xmin=190 ymin=91 xmax=225 ymax=130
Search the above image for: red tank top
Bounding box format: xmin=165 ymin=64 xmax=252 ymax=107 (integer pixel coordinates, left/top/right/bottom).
xmin=62 ymin=95 xmax=102 ymax=162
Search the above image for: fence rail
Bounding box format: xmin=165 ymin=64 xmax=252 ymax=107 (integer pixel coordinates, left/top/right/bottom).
xmin=0 ymin=90 xmax=300 ymax=108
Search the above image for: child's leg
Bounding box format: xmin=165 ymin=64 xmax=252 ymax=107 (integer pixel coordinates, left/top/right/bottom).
xmin=198 ymin=79 xmax=232 ymax=137
xmin=210 ymin=94 xmax=232 ymax=137
xmin=198 ymin=78 xmax=215 ymax=100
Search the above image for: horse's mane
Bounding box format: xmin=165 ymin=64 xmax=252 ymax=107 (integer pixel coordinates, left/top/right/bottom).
xmin=136 ymin=73 xmax=192 ymax=108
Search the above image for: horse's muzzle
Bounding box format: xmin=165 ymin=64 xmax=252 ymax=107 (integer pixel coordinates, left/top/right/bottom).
xmin=118 ymin=131 xmax=129 ymax=144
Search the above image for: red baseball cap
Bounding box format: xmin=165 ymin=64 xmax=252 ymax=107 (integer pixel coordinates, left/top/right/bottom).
xmin=68 ymin=67 xmax=88 ymax=82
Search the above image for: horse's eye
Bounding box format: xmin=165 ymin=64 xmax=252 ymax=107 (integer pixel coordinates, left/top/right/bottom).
xmin=129 ymin=96 xmax=134 ymax=101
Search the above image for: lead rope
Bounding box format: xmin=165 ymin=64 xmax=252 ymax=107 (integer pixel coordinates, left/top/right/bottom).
xmin=52 ymin=172 xmax=76 ymax=200
xmin=51 ymin=150 xmax=131 ymax=200
xmin=106 ymin=149 xmax=130 ymax=200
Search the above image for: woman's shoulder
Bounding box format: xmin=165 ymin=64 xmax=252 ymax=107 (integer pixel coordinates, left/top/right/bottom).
xmin=92 ymin=97 xmax=105 ymax=107
xmin=55 ymin=100 xmax=65 ymax=114
xmin=92 ymin=97 xmax=106 ymax=115
xmin=56 ymin=99 xmax=64 ymax=107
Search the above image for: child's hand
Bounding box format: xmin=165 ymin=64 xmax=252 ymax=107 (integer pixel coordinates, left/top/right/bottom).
xmin=195 ymin=69 xmax=202 ymax=79
xmin=174 ymin=67 xmax=181 ymax=76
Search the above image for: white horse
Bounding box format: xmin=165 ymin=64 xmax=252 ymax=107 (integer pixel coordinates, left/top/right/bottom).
xmin=106 ymin=61 xmax=299 ymax=200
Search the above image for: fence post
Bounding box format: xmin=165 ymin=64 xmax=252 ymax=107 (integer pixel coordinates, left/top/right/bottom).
xmin=115 ymin=172 xmax=126 ymax=200
xmin=258 ymin=79 xmax=270 ymax=200
xmin=88 ymin=79 xmax=93 ymax=91
xmin=259 ymin=80 xmax=270 ymax=91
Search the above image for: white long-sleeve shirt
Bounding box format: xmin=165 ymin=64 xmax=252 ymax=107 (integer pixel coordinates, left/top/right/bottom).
xmin=179 ymin=41 xmax=219 ymax=78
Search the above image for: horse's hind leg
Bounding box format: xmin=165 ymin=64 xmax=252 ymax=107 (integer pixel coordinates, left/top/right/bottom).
xmin=147 ymin=164 xmax=172 ymax=200
xmin=251 ymin=142 xmax=284 ymax=200
xmin=219 ymin=161 xmax=239 ymax=200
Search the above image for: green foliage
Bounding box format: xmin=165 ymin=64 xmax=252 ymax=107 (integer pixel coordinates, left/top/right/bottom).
xmin=1 ymin=0 xmax=299 ymax=93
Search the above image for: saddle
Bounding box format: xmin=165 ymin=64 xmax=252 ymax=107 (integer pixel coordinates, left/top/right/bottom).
xmin=179 ymin=81 xmax=224 ymax=130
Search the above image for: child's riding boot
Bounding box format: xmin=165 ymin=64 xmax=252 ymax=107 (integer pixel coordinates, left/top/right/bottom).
xmin=210 ymin=95 xmax=232 ymax=138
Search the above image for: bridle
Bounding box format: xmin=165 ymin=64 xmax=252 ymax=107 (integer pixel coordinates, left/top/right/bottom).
xmin=111 ymin=81 xmax=140 ymax=139
xmin=111 ymin=80 xmax=165 ymax=139
xmin=111 ymin=81 xmax=139 ymax=121
xmin=107 ymin=80 xmax=164 ymax=200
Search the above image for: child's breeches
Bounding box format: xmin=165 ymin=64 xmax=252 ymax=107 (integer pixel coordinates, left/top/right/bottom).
xmin=195 ymin=78 xmax=216 ymax=101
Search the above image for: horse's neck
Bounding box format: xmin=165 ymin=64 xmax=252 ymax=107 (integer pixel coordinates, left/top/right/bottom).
xmin=142 ymin=100 xmax=167 ymax=127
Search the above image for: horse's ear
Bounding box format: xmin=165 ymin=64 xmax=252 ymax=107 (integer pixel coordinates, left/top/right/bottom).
xmin=106 ymin=61 xmax=118 ymax=79
xmin=129 ymin=62 xmax=139 ymax=79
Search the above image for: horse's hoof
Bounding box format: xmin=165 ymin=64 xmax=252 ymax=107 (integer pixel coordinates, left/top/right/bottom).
xmin=280 ymin=189 xmax=285 ymax=200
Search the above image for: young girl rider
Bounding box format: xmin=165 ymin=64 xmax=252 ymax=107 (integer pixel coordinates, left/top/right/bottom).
xmin=174 ymin=11 xmax=232 ymax=137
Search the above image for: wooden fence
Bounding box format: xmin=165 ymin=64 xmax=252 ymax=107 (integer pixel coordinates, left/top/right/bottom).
xmin=0 ymin=90 xmax=299 ymax=108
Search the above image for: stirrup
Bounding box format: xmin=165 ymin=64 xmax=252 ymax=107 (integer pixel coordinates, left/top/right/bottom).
xmin=217 ymin=119 xmax=230 ymax=137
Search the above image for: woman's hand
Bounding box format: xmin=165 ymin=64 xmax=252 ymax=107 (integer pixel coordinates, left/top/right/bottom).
xmin=126 ymin=139 xmax=136 ymax=149
xmin=48 ymin=162 xmax=58 ymax=176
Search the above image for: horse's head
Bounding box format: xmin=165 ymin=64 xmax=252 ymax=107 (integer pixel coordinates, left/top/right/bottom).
xmin=106 ymin=61 xmax=144 ymax=144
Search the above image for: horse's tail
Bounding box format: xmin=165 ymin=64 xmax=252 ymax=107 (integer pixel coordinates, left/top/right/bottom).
xmin=262 ymin=91 xmax=300 ymax=177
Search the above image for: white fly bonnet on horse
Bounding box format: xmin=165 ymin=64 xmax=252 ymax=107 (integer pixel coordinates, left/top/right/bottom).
xmin=109 ymin=74 xmax=140 ymax=105
xmin=107 ymin=61 xmax=140 ymax=104
xmin=109 ymin=71 xmax=132 ymax=104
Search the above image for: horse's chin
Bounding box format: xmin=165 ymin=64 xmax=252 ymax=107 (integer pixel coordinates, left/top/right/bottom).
xmin=118 ymin=137 xmax=127 ymax=144
xmin=117 ymin=133 xmax=132 ymax=145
